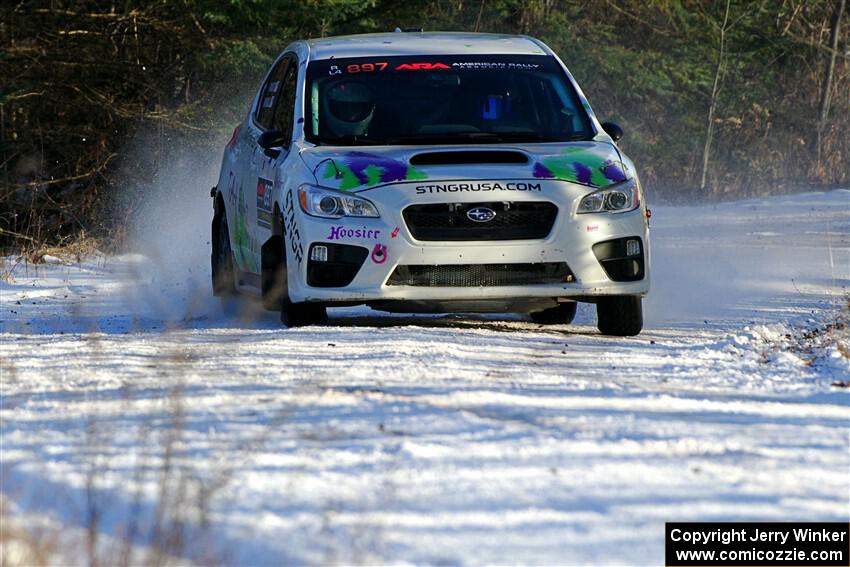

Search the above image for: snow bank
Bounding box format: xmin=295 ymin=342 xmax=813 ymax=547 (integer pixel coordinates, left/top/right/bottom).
xmin=1 ymin=191 xmax=848 ymax=565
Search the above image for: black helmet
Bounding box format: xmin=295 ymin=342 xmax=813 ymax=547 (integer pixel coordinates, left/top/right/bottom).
xmin=323 ymin=79 xmax=375 ymax=136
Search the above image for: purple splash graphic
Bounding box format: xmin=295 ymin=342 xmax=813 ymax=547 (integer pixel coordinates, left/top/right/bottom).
xmin=573 ymin=162 xmax=592 ymax=185
xmin=343 ymin=152 xmax=409 ymax=185
xmin=601 ymin=162 xmax=626 ymax=183
xmin=532 ymin=162 xmax=555 ymax=179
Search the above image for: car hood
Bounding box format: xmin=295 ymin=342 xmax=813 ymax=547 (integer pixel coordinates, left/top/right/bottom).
xmin=298 ymin=141 xmax=631 ymax=193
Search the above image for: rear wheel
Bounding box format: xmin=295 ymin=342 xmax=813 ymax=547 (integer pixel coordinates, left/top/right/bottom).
xmin=212 ymin=211 xmax=238 ymax=313
xmin=596 ymin=296 xmax=643 ymax=336
xmin=530 ymin=301 xmax=577 ymax=324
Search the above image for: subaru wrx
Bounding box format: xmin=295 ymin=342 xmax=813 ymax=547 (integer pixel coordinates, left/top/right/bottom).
xmin=211 ymin=32 xmax=650 ymax=335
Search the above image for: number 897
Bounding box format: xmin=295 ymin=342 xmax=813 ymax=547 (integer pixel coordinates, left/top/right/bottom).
xmin=346 ymin=62 xmax=388 ymax=73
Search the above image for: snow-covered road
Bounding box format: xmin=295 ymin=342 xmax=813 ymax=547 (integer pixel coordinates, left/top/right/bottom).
xmin=1 ymin=191 xmax=848 ymax=565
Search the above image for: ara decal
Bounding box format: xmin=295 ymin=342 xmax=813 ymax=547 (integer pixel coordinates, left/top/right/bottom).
xmin=395 ymin=62 xmax=450 ymax=71
xmin=322 ymin=152 xmax=427 ymax=190
xmin=533 ymin=147 xmax=627 ymax=187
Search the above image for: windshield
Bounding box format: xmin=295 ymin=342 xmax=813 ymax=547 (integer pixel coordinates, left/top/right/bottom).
xmin=304 ymin=55 xmax=594 ymax=146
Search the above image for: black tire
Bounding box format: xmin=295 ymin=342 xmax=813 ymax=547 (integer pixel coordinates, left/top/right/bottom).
xmin=530 ymin=301 xmax=578 ymax=324
xmin=281 ymin=300 xmax=327 ymax=327
xmin=212 ymin=211 xmax=238 ymax=313
xmin=262 ymin=234 xmax=286 ymax=311
xmin=596 ymin=295 xmax=643 ymax=336
xmin=270 ymin=208 xmax=327 ymax=327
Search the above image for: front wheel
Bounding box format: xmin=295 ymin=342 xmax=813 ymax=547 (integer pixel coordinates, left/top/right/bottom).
xmin=530 ymin=302 xmax=577 ymax=324
xmin=273 ymin=209 xmax=326 ymax=327
xmin=596 ymin=296 xmax=643 ymax=336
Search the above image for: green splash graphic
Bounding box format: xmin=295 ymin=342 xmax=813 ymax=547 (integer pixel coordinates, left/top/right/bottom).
xmin=232 ymin=184 xmax=258 ymax=273
xmin=363 ymin=164 xmax=383 ymax=187
xmin=536 ymin=147 xmax=626 ymax=187
xmin=322 ymin=162 xmax=361 ymax=190
xmin=406 ymin=167 xmax=427 ymax=182
xmin=322 ymin=160 xmax=426 ymax=190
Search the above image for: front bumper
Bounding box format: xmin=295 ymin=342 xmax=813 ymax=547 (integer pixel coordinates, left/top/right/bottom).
xmin=285 ymin=179 xmax=650 ymax=304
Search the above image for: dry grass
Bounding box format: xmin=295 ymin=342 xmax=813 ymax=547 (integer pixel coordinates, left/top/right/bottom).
xmin=25 ymin=232 xmax=103 ymax=265
xmin=1 ymin=233 xmax=106 ymax=284
xmin=1 ymin=231 xmax=103 ymax=268
xmin=752 ymin=294 xmax=850 ymax=380
xmin=0 ymin=498 xmax=58 ymax=567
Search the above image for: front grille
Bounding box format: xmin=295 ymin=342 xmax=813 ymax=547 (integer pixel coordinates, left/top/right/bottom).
xmin=403 ymin=202 xmax=557 ymax=241
xmin=386 ymin=262 xmax=573 ymax=287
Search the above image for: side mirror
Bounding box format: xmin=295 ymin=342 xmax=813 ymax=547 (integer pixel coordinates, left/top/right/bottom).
xmin=601 ymin=121 xmax=623 ymax=142
xmin=258 ymin=130 xmax=289 ymax=158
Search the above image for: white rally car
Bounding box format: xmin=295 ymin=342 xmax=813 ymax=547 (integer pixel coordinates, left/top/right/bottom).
xmin=211 ymin=32 xmax=650 ymax=335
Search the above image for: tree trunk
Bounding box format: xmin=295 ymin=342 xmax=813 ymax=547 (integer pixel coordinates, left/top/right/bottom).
xmin=699 ymin=0 xmax=732 ymax=194
xmin=473 ymin=0 xmax=485 ymax=32
xmin=816 ymin=0 xmax=846 ymax=166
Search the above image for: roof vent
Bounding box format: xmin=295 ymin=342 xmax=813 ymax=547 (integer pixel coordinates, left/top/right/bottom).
xmin=409 ymin=150 xmax=529 ymax=166
xmin=394 ymin=27 xmax=423 ymax=33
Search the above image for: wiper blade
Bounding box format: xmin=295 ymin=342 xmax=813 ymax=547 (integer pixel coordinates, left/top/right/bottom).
xmin=312 ymin=135 xmax=380 ymax=146
xmin=313 ymin=131 xmax=592 ymax=146
xmin=383 ymin=132 xmax=496 ymax=145
xmin=384 ymin=131 xmax=589 ymax=144
xmin=484 ymin=132 xmax=591 ymax=143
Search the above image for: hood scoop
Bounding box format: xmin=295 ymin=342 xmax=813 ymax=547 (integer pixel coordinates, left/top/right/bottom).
xmin=409 ymin=150 xmax=529 ymax=166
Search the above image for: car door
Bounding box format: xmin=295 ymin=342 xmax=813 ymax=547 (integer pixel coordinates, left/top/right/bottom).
xmin=240 ymin=54 xmax=298 ymax=276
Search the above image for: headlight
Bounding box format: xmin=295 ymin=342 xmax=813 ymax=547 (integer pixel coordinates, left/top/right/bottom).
xmin=577 ymin=178 xmax=640 ymax=214
xmin=298 ymin=185 xmax=379 ymax=219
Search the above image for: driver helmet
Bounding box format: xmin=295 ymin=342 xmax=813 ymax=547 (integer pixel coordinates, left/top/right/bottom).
xmin=323 ymin=79 xmax=375 ymax=136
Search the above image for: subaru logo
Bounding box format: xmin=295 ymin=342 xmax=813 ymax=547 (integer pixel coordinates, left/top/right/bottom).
xmin=467 ymin=207 xmax=496 ymax=222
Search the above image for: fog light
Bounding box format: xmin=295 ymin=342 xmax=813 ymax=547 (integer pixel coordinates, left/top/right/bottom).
xmin=626 ymin=239 xmax=641 ymax=256
xmin=311 ymin=245 xmax=328 ymax=262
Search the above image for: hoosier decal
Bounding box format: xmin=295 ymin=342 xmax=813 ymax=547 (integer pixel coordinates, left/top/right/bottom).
xmin=327 ymin=226 xmax=382 ymax=241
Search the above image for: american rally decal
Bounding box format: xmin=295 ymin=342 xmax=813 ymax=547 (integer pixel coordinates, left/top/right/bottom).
xmin=256 ymin=177 xmax=273 ymax=229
